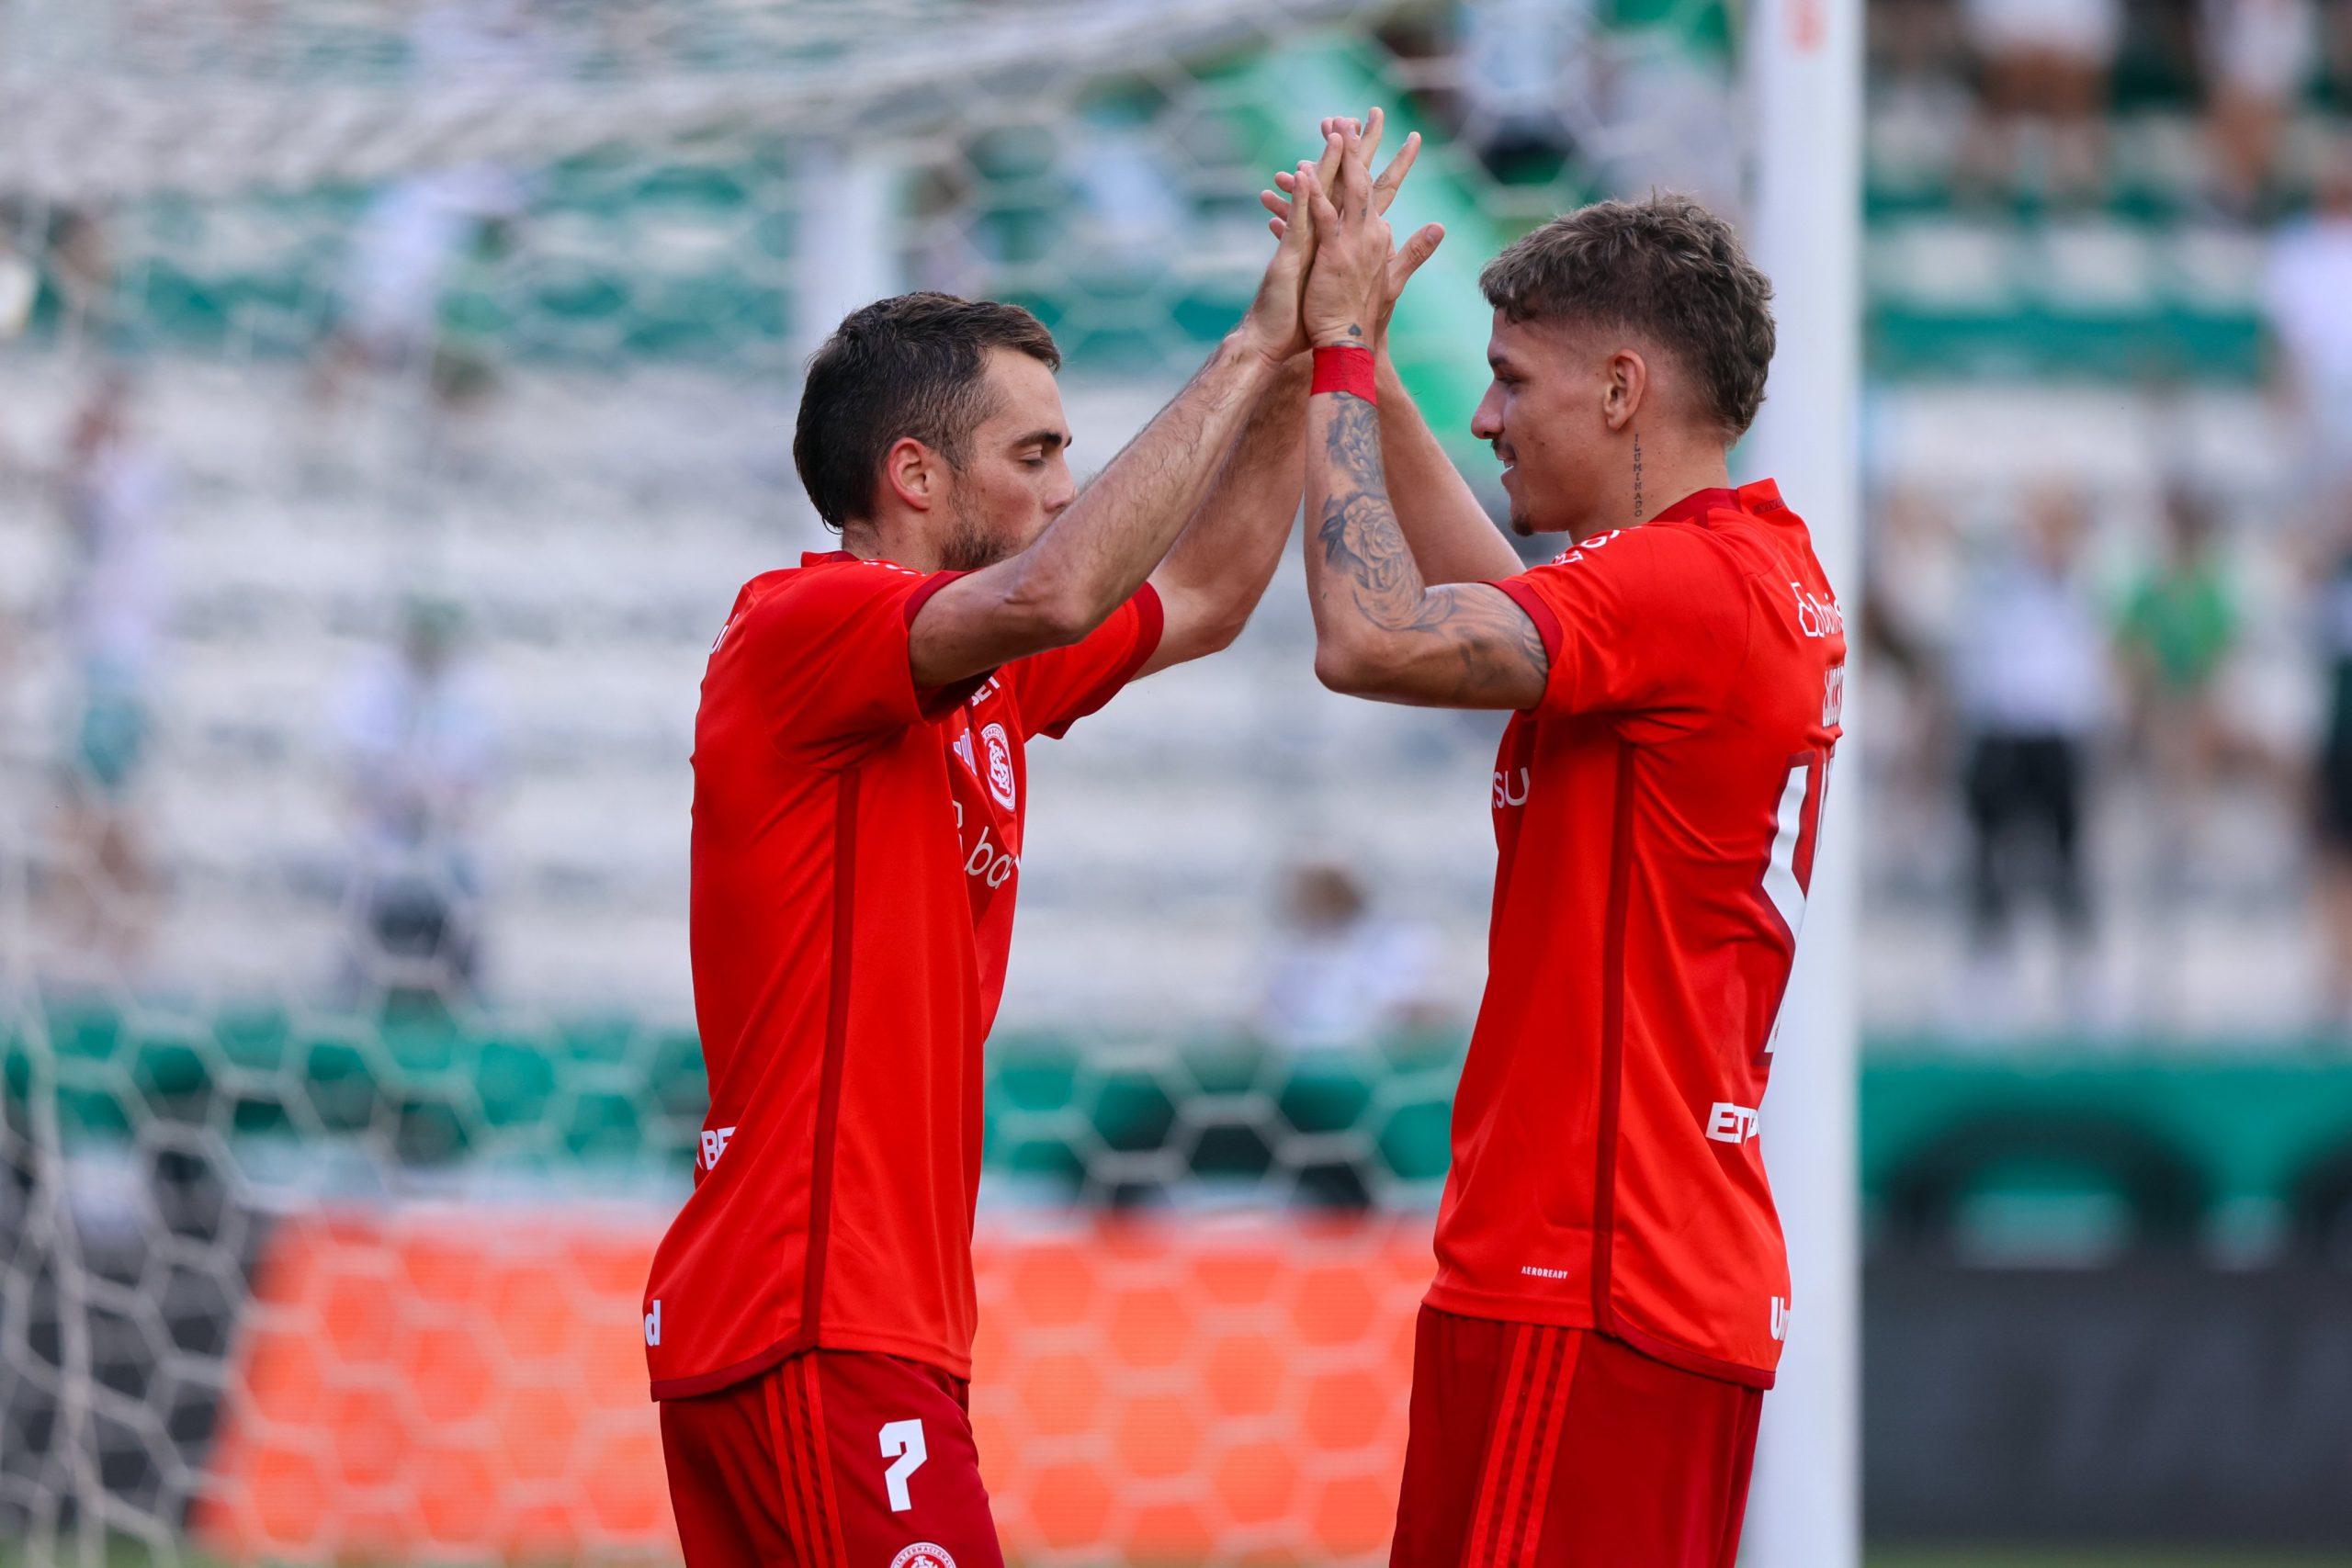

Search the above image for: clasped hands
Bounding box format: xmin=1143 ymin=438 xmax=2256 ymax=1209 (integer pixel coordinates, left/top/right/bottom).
xmin=1238 ymin=107 xmax=1448 ymax=368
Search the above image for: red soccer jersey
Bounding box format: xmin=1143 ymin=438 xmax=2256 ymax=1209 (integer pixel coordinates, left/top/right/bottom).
xmin=644 ymin=551 xmax=1161 ymax=1398
xmin=1427 ymin=479 xmax=1845 ymax=1388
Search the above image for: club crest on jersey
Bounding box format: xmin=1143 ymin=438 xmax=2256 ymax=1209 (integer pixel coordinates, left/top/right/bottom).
xmin=891 ymin=1545 xmax=956 ymax=1568
xmin=981 ymin=723 xmax=1016 ymax=810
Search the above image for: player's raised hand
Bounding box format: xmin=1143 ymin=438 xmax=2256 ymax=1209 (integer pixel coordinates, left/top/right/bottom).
xmin=1261 ymin=108 xmax=1443 ymax=349
xmin=1298 ymin=124 xmax=1391 ymax=350
xmin=1261 ymin=108 xmax=1404 ymax=239
xmin=1235 ymin=148 xmax=1328 ymax=365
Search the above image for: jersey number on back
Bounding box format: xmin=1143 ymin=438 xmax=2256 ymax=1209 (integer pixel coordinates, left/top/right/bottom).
xmin=1757 ymin=748 xmax=1832 ymax=1061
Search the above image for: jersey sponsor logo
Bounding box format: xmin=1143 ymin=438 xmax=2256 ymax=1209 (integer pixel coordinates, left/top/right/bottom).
xmin=1823 ymin=663 xmax=1846 ymax=727
xmin=643 ymin=1299 xmax=662 ymax=1347
xmin=981 ymin=722 xmax=1016 ymax=811
xmin=967 ymin=674 xmax=1001 ymax=706
xmin=1705 ymin=1102 xmax=1761 ymax=1144
xmin=964 ymin=823 xmax=1018 ymax=889
xmin=1770 ymin=1295 xmax=1791 ymax=1342
xmin=1519 ymin=1263 xmax=1569 ymax=1280
xmin=1493 ymin=767 xmax=1530 ymax=809
xmin=890 ymin=1545 xmax=955 ymax=1568
xmin=1790 ymin=581 xmax=1844 ymax=639
xmin=698 ymin=1125 xmax=736 ymax=1171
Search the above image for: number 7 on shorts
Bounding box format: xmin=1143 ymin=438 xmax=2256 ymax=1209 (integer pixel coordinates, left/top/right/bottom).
xmin=880 ymin=1418 xmax=928 ymax=1512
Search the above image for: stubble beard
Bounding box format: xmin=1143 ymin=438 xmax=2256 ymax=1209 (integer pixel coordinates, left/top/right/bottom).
xmin=936 ymin=503 xmax=1013 ymax=573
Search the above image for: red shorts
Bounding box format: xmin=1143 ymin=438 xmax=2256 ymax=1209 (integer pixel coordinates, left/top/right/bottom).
xmin=660 ymin=1348 xmax=1003 ymax=1568
xmin=1390 ymin=1306 xmax=1764 ymax=1568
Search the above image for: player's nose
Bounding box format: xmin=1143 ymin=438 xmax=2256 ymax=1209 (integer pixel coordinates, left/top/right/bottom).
xmin=1470 ymin=385 xmax=1505 ymax=441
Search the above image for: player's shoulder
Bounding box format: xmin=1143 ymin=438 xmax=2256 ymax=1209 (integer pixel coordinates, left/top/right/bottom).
xmin=741 ymin=552 xmax=927 ymax=621
xmin=1522 ymin=516 xmax=1747 ymax=597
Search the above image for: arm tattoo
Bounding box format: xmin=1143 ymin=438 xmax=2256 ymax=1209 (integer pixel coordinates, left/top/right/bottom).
xmin=1314 ymin=394 xmax=1548 ymax=702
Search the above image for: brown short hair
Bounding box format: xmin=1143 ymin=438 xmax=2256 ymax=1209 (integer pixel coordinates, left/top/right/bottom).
xmin=793 ymin=292 xmax=1062 ymax=530
xmin=1479 ymin=195 xmax=1775 ymax=441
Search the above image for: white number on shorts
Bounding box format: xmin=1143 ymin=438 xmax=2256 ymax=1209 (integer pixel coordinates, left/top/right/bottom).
xmin=879 ymin=1418 xmax=927 ymax=1513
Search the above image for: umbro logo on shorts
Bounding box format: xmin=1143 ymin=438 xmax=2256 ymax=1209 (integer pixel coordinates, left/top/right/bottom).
xmin=891 ymin=1544 xmax=956 ymax=1568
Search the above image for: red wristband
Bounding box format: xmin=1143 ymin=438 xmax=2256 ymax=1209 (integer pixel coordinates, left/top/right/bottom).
xmin=1310 ymin=344 xmax=1378 ymax=405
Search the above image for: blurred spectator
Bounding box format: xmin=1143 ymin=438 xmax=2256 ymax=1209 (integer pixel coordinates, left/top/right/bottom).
xmin=1952 ymin=491 xmax=2113 ymax=1029
xmin=51 ymin=374 xmax=167 ymax=971
xmin=2119 ymin=489 xmax=2244 ymax=1017
xmin=2202 ymin=0 xmax=2324 ymax=218
xmin=1958 ymin=0 xmax=2123 ymax=203
xmin=334 ymin=600 xmax=496 ymax=1007
xmin=1257 ymin=861 xmax=1446 ymax=1051
xmin=0 ymin=227 xmax=33 ymax=342
xmin=310 ymin=1 xmax=553 ymax=417
xmin=45 ymin=207 xmax=112 ymax=351
xmin=315 ymin=166 xmax=526 ymax=402
xmin=2316 ymin=526 xmax=2352 ymax=1032
xmin=2120 ymin=488 xmax=2241 ymax=783
xmin=2263 ymin=150 xmax=2352 ymax=521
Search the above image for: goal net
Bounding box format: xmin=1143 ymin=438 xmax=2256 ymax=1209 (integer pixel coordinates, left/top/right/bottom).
xmin=0 ymin=2 xmax=1754 ymax=1562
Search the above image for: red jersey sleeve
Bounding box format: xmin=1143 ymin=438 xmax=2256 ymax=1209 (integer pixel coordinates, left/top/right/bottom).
xmin=1490 ymin=525 xmax=1749 ymax=731
xmin=1005 ymin=583 xmax=1165 ymax=740
xmin=724 ymin=562 xmax=986 ymax=767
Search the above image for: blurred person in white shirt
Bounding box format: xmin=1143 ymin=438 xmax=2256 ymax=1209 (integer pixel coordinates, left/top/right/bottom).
xmin=1952 ymin=490 xmax=2115 ymax=1030
xmin=1257 ymin=860 xmax=1447 ymax=1053
xmin=1959 ymin=0 xmax=2123 ymax=202
xmin=2203 ymin=0 xmax=2323 ymax=217
xmin=52 ymin=374 xmax=167 ymax=969
xmin=311 ymin=1 xmax=554 ymax=417
xmin=2265 ymin=151 xmax=2352 ymax=518
xmin=334 ymin=599 xmax=495 ymax=1005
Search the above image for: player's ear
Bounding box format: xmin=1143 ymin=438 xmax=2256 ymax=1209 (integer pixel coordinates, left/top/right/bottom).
xmin=881 ymin=435 xmax=942 ymax=513
xmin=1601 ymin=348 xmax=1647 ymax=434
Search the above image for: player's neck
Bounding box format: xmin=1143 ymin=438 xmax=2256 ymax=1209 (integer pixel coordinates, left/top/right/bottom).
xmin=1605 ymin=427 xmax=1731 ymax=536
xmin=837 ymin=515 xmax=941 ymax=572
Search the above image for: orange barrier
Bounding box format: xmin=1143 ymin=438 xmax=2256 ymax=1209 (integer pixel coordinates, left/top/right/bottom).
xmin=197 ymin=1207 xmax=1435 ymax=1564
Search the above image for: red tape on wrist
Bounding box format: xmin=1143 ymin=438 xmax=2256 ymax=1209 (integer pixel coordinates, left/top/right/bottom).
xmin=1310 ymin=344 xmax=1378 ymax=405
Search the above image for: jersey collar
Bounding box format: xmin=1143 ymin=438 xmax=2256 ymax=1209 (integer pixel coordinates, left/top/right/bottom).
xmin=802 ymin=548 xmax=907 ymax=568
xmin=1650 ymin=479 xmax=1783 ymax=527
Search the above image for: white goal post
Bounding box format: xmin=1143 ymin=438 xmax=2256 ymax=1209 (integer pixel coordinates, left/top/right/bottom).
xmin=1742 ymin=1 xmax=1863 ymax=1565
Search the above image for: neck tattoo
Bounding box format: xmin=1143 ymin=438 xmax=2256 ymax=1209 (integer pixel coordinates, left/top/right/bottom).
xmin=1632 ymin=433 xmax=1645 ymax=521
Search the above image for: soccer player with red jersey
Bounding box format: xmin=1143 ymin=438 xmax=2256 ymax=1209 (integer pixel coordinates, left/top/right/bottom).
xmin=1287 ymin=131 xmax=1846 ymax=1564
xmin=644 ymin=131 xmax=1426 ymax=1568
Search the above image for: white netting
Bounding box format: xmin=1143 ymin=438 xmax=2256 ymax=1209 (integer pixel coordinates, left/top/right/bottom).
xmin=0 ymin=2 xmax=1747 ymax=1562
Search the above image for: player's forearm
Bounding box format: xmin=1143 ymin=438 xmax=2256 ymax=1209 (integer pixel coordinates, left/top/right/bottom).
xmin=1305 ymin=389 xmax=1431 ymax=689
xmin=1009 ymin=332 xmax=1286 ymax=637
xmin=1374 ymin=352 xmax=1523 ymax=584
xmin=1306 ymin=388 xmax=1548 ymax=708
xmin=1146 ymin=355 xmax=1311 ymax=657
